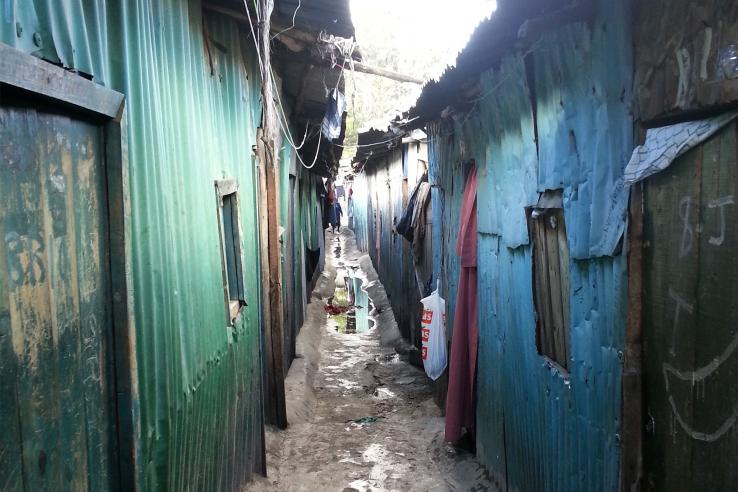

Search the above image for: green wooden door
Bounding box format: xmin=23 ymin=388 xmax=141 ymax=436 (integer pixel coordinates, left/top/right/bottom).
xmin=643 ymin=120 xmax=738 ymax=490
xmin=0 ymin=100 xmax=117 ymax=490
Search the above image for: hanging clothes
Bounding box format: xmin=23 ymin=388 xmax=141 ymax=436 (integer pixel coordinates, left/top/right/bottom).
xmin=395 ymin=174 xmax=429 ymax=242
xmin=321 ymin=88 xmax=347 ymax=141
xmin=328 ymin=201 xmax=343 ymax=229
xmin=445 ymin=166 xmax=478 ymax=443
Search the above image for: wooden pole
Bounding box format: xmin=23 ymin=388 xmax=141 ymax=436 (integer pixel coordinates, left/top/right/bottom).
xmin=341 ymin=60 xmax=424 ymax=84
xmin=256 ymin=0 xmax=288 ymax=430
xmin=621 ymin=181 xmax=644 ymax=490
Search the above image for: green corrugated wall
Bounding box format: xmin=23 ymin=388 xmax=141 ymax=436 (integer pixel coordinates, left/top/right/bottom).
xmin=2 ymin=1 xmax=266 ymax=489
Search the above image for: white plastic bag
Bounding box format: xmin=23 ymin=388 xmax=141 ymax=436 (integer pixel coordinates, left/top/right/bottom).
xmin=420 ymin=283 xmax=447 ymax=380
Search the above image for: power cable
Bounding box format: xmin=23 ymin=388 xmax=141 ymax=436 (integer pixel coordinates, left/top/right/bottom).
xmin=270 ymin=0 xmax=302 ymax=40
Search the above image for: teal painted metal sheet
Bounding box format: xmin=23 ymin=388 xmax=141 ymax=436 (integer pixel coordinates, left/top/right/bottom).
xmin=278 ymin=133 xmax=327 ymax=372
xmin=425 ymin=1 xmax=633 ymax=489
xmin=2 ymin=2 xmax=267 ymax=489
xmin=351 ymin=173 xmax=369 ymax=251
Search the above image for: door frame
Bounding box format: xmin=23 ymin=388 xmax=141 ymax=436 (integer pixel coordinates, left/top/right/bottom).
xmin=622 ymin=181 xmax=644 ymax=491
xmin=0 ymin=43 xmax=138 ymax=489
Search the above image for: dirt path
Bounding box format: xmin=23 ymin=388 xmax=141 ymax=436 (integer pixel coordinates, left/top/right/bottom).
xmin=249 ymin=230 xmax=495 ymax=492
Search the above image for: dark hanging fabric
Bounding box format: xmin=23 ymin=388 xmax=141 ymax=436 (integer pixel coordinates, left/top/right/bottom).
xmin=321 ymin=89 xmax=347 ymax=141
xmin=319 ymin=181 xmax=330 ymax=230
xmin=395 ymin=173 xmax=429 ymax=241
xmin=304 ymin=245 xmax=321 ymax=284
xmin=411 ymin=182 xmax=431 ymax=260
xmin=445 ymin=166 xmax=479 ymax=443
xmin=328 ymin=201 xmax=342 ymax=227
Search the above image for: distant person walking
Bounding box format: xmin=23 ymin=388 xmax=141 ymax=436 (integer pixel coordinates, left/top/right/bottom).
xmin=329 ymin=199 xmax=343 ymax=233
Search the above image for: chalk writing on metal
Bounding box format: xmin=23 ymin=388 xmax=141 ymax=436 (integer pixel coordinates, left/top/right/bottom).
xmin=707 ymin=195 xmax=734 ymax=246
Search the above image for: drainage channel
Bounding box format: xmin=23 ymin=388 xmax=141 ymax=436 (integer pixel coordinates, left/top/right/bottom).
xmin=326 ymin=244 xmax=375 ymax=335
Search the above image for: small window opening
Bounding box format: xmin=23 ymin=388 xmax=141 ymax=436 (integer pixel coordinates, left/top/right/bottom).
xmin=215 ymin=179 xmax=246 ymax=324
xmin=527 ymin=189 xmax=570 ymax=371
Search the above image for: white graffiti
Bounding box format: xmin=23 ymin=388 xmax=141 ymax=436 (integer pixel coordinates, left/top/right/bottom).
xmin=663 ymin=289 xmax=738 ymax=442
xmin=675 ymin=48 xmax=691 ymax=109
xmin=707 ymin=195 xmax=734 ymax=246
xmin=668 ymin=288 xmax=694 ymax=357
xmin=679 ymin=196 xmax=693 ymax=257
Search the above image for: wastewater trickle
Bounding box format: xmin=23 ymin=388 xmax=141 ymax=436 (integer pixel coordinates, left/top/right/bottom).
xmin=326 ymin=262 xmax=373 ymax=335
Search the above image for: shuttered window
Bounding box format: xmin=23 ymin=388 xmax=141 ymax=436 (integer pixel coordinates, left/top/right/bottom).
xmin=215 ymin=179 xmax=246 ymax=324
xmin=527 ymin=190 xmax=570 ymax=371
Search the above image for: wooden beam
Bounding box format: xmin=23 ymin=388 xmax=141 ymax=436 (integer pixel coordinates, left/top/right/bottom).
xmin=0 ymin=43 xmax=124 ymax=118
xmin=104 ymin=109 xmax=140 ymax=491
xmin=341 ymin=60 xmax=423 ymax=84
xmin=276 ymin=49 xmax=424 ymax=85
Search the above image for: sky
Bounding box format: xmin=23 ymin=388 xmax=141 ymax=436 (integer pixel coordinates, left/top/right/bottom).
xmin=339 ymin=0 xmax=496 ymax=159
xmin=350 ymin=0 xmax=497 ymax=81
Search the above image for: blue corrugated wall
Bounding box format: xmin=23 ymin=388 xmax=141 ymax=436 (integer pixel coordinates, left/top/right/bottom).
xmin=427 ymin=1 xmax=633 ymax=489
xmin=351 ymin=173 xmax=369 ymax=251
xmin=354 ymin=150 xmax=422 ymax=342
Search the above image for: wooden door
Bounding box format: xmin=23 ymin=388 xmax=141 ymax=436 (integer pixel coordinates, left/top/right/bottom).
xmin=643 ymin=120 xmax=738 ymax=490
xmin=0 ymin=97 xmax=118 ymax=490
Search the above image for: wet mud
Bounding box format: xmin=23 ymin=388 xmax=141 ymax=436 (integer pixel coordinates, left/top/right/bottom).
xmin=248 ymin=229 xmax=496 ymax=492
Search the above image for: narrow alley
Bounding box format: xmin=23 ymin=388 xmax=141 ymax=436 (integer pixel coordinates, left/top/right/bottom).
xmin=2 ymin=0 xmax=738 ymax=491
xmin=253 ymin=230 xmax=492 ymax=491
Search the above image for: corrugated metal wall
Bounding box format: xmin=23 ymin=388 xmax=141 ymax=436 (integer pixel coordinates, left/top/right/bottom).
xmin=352 ymin=173 xmax=370 ymax=251
xmin=279 ymin=141 xmax=326 ymax=373
xmin=2 ymin=2 xmax=267 ymax=489
xmin=353 ymin=146 xmax=426 ymax=345
xmin=426 ymin=1 xmax=633 ymax=489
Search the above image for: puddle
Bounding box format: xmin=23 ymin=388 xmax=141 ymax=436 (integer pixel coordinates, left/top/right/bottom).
xmin=329 ymin=263 xmax=375 ymax=335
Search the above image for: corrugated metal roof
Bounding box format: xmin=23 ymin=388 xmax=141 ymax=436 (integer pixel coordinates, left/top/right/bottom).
xmin=274 ymin=0 xmax=354 ymax=38
xmin=200 ymin=0 xmax=357 ymax=176
xmin=409 ymin=0 xmax=593 ymax=126
xmin=351 ymin=128 xmax=402 ymax=167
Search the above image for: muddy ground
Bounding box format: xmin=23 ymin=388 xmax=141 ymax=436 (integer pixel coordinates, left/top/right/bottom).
xmin=248 ymin=229 xmax=495 ymax=492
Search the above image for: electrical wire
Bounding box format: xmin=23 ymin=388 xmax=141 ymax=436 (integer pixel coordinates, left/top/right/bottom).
xmin=333 ymin=135 xmax=402 ymax=149
xmin=243 ymin=0 xmax=325 ymax=170
xmin=269 ymin=65 xmax=324 ymax=168
xmin=270 ymin=0 xmax=301 ymax=40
